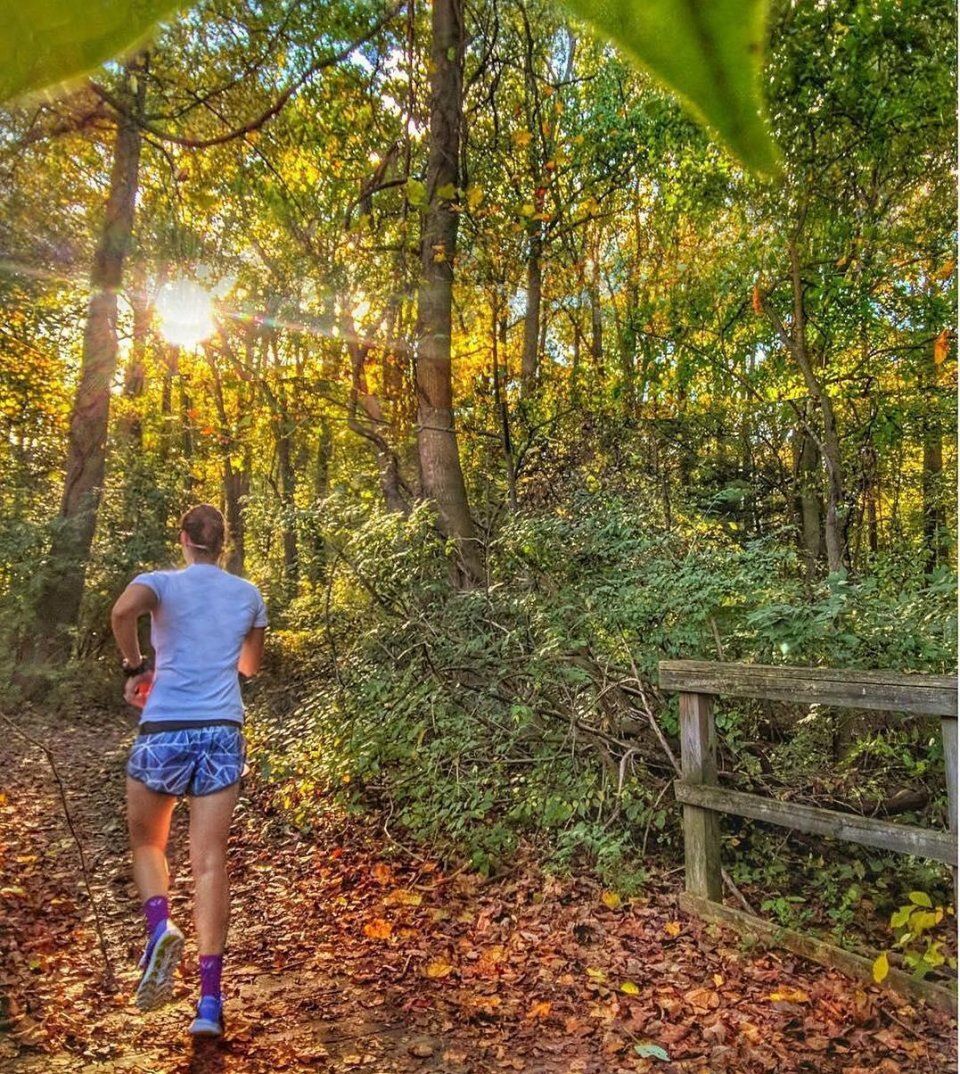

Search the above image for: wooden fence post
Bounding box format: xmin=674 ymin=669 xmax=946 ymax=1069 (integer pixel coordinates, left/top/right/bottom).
xmin=679 ymin=690 xmax=722 ymax=901
xmin=943 ymin=717 xmax=957 ymax=898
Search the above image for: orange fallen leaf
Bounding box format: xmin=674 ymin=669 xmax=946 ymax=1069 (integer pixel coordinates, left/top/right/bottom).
xmin=384 ymin=888 xmax=422 ymax=906
xmin=664 ymin=920 xmax=681 ymax=937
xmin=527 ymin=1000 xmax=552 ymax=1020
xmin=371 ymin=862 xmax=393 ymax=884
xmin=363 ymin=918 xmax=392 ymax=940
xmin=424 ymin=958 xmax=454 ymax=978
xmin=768 ymin=987 xmax=810 ymax=1003
xmin=684 ymin=987 xmax=720 ymax=1011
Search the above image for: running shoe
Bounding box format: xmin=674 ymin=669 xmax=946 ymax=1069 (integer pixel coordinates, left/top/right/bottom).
xmin=189 ymin=994 xmax=224 ymax=1038
xmin=134 ymin=921 xmax=185 ymax=1011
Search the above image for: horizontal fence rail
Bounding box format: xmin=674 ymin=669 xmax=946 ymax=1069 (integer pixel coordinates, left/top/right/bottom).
xmin=659 ymin=659 xmax=958 ymax=1013
xmin=659 ymin=660 xmax=958 ymax=717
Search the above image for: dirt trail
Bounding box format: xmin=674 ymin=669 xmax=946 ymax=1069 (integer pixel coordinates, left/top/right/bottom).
xmin=0 ymin=708 xmax=955 ymax=1073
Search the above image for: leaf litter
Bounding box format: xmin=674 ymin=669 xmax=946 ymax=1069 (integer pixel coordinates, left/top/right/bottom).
xmin=0 ymin=708 xmax=955 ymax=1073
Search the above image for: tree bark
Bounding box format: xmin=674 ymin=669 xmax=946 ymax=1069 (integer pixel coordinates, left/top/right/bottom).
xmin=788 ymin=240 xmax=846 ymax=572
xmin=119 ymin=260 xmax=148 ymax=446
xmin=920 ymin=334 xmax=948 ymax=573
xmin=414 ymin=0 xmax=482 ymax=585
xmin=492 ymin=296 xmax=518 ymax=511
xmin=345 ymin=315 xmax=410 ymax=514
xmin=793 ymin=404 xmax=824 ymax=573
xmin=31 ymin=59 xmax=146 ymax=647
xmin=520 ymin=230 xmax=542 ymax=397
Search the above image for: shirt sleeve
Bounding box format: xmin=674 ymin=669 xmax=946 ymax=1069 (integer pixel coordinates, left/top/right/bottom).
xmin=253 ymin=590 xmax=268 ymax=628
xmin=131 ymin=571 xmax=167 ymax=602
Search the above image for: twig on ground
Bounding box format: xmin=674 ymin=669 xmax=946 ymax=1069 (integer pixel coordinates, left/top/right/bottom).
xmin=0 ymin=712 xmax=114 ymax=983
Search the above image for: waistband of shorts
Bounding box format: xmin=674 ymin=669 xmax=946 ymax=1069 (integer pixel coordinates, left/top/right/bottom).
xmin=137 ymin=719 xmax=243 ymax=735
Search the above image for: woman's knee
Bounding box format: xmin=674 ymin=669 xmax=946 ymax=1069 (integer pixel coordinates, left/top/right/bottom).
xmin=190 ymin=845 xmax=228 ymax=878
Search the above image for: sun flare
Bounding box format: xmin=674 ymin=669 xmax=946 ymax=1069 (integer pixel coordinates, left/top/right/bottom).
xmin=156 ymin=279 xmax=215 ymax=347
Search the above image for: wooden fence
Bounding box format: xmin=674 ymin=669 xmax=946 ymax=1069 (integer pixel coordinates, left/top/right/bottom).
xmin=659 ymin=660 xmax=958 ymax=1013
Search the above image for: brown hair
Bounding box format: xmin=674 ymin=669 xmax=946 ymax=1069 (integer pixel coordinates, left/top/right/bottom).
xmin=179 ymin=504 xmax=226 ymax=560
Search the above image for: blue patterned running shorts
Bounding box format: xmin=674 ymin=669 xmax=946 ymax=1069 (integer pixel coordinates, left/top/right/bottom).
xmin=127 ymin=724 xmax=246 ymax=797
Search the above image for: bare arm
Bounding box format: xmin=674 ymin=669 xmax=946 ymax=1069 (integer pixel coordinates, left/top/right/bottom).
xmin=238 ymin=626 xmax=266 ymax=678
xmin=110 ymin=583 xmax=158 ymax=666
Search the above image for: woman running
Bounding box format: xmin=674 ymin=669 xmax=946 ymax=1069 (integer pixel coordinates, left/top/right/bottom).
xmin=111 ymin=504 xmax=267 ymax=1038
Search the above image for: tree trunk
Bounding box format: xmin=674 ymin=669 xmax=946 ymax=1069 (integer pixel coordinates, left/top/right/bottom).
xmin=492 ymin=297 xmax=518 ymax=511
xmin=345 ymin=316 xmax=410 ymax=515
xmin=921 ymin=332 xmax=947 ymax=572
xmin=788 ymin=240 xmax=846 ymax=572
xmin=31 ymin=59 xmax=146 ymax=648
xmin=306 ymin=418 xmax=333 ymax=584
xmin=179 ymin=369 xmax=195 ymax=493
xmin=521 ymin=230 xmax=542 ymax=397
xmin=119 ymin=261 xmax=148 ymax=446
xmin=590 ymin=259 xmax=603 ymax=374
xmin=276 ymin=392 xmax=299 ymax=589
xmin=793 ymin=405 xmax=824 ymax=573
xmin=414 ymin=0 xmax=482 ymax=585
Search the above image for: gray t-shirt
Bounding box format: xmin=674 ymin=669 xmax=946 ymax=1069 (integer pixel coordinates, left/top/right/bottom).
xmin=131 ymin=563 xmax=268 ymax=726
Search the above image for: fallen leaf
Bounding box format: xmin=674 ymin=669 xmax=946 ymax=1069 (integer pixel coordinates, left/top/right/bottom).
xmin=768 ymin=987 xmax=810 ymax=1003
xmin=635 ymin=1042 xmax=670 ymax=1061
xmin=424 ymin=959 xmax=454 ymax=979
xmin=601 ymin=890 xmax=622 ymax=910
xmin=684 ymin=987 xmax=720 ymax=1010
xmin=363 ymin=918 xmax=393 ymax=940
xmin=384 ymin=888 xmax=422 ymax=907
xmin=664 ymin=920 xmax=681 ymax=937
xmin=527 ymin=1000 xmax=552 ymax=1020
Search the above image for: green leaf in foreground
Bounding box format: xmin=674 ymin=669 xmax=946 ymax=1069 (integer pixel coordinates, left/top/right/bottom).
xmin=561 ymin=0 xmax=780 ymax=176
xmin=0 ymin=0 xmax=180 ymax=101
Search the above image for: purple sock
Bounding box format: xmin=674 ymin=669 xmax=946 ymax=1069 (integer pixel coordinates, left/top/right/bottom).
xmin=143 ymin=895 xmax=169 ymax=935
xmin=199 ymin=954 xmax=223 ymax=998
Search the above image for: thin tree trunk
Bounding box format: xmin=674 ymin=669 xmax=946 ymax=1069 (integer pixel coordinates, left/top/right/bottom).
xmin=31 ymin=59 xmax=146 ymax=648
xmin=921 ymin=332 xmax=947 ymax=572
xmin=179 ymin=368 xmax=195 ymax=492
xmin=788 ymin=239 xmax=846 ymax=572
xmin=307 ymin=418 xmax=333 ymax=583
xmin=119 ymin=261 xmax=148 ymax=446
xmin=590 ymin=258 xmax=603 ymax=374
xmin=276 ymin=392 xmax=299 ymax=588
xmin=414 ymin=0 xmax=482 ymax=585
xmin=793 ymin=405 xmax=824 ymax=574
xmin=345 ymin=316 xmax=410 ymax=514
xmin=521 ymin=230 xmax=542 ymax=397
xmin=492 ymin=297 xmax=518 ymax=511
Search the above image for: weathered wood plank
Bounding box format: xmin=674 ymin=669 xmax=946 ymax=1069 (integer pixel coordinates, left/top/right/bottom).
xmin=679 ymin=892 xmax=957 ymax=1014
xmin=679 ymin=691 xmax=722 ymax=901
xmin=944 ymin=718 xmax=958 ymax=838
xmin=660 ymin=660 xmax=957 ymax=717
xmin=674 ymin=782 xmax=957 ymax=865
xmin=943 ymin=717 xmax=958 ymax=898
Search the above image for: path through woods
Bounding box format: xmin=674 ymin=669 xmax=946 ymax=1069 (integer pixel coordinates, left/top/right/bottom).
xmin=0 ymin=710 xmax=955 ymax=1073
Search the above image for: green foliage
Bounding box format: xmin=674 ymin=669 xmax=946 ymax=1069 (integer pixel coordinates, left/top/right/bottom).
xmin=248 ymin=492 xmax=955 ymax=885
xmin=0 ymin=0 xmax=179 ymax=100
xmin=875 ymin=891 xmax=957 ymax=982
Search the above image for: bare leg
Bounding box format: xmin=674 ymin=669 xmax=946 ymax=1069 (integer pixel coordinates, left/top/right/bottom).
xmin=126 ymin=776 xmax=177 ymax=901
xmin=189 ymin=783 xmax=239 ymax=955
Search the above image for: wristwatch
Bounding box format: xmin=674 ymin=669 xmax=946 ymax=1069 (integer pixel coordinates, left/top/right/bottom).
xmin=122 ymin=657 xmax=149 ymax=678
